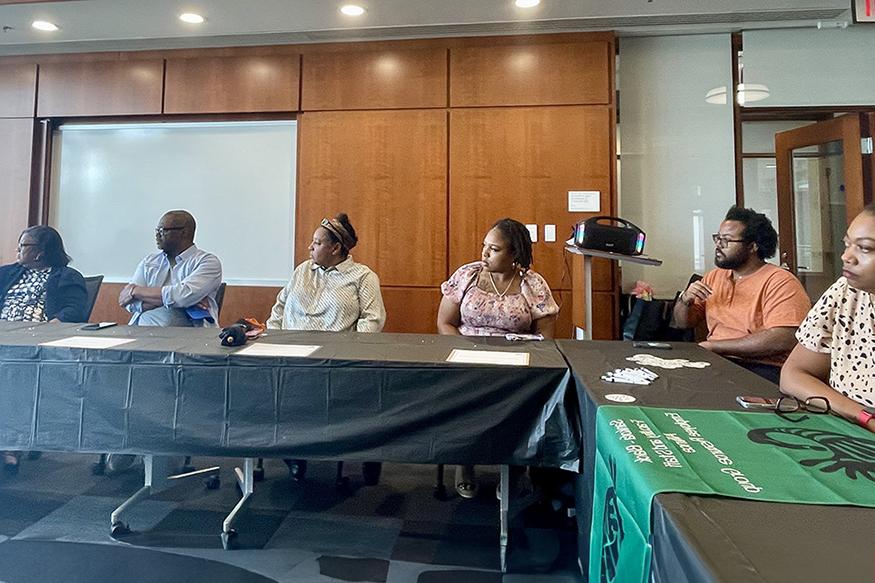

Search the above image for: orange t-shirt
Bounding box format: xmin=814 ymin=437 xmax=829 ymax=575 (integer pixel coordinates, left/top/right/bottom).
xmin=689 ymin=263 xmax=811 ymax=365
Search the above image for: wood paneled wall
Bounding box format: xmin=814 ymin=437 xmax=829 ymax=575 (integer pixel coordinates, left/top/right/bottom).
xmin=164 ymin=55 xmax=301 ymax=114
xmin=301 ymin=48 xmax=446 ymax=111
xmin=0 ymin=118 xmax=34 ymax=265
xmin=0 ymin=32 xmax=618 ymax=338
xmin=450 ymin=42 xmax=611 ymax=107
xmin=449 ymin=106 xmax=613 ymax=289
xmin=0 ymin=64 xmax=37 ymax=117
xmin=296 ymin=109 xmax=447 ymax=287
xmin=37 ymin=60 xmax=164 ymax=117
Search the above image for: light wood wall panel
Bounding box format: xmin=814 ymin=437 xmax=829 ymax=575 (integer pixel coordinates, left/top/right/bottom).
xmin=0 ymin=118 xmax=34 ymax=264
xmin=296 ymin=109 xmax=447 ymax=287
xmin=302 ymin=48 xmax=447 ymax=111
xmin=37 ymin=60 xmax=164 ymax=117
xmin=450 ymin=41 xmax=611 ymax=107
xmin=382 ymin=287 xmax=442 ymax=334
xmin=449 ymin=106 xmax=613 ymax=291
xmin=164 ymin=55 xmax=300 ymax=114
xmin=0 ymin=64 xmax=36 ymax=117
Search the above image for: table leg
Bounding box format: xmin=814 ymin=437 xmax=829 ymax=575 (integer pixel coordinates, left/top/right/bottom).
xmin=584 ymin=255 xmax=593 ymax=340
xmin=499 ymin=464 xmax=510 ymax=573
xmin=222 ymin=457 xmax=255 ymax=550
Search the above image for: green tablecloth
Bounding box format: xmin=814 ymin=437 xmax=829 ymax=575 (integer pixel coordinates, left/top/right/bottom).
xmin=591 ymin=406 xmax=875 ymax=583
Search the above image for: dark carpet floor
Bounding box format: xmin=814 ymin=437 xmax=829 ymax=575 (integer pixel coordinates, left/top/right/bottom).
xmin=0 ymin=454 xmax=580 ymax=582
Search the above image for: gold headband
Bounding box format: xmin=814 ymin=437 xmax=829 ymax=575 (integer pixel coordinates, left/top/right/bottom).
xmin=320 ymin=218 xmax=356 ymax=251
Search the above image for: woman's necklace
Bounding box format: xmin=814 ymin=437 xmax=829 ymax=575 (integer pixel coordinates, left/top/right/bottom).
xmin=488 ymin=271 xmax=515 ymax=299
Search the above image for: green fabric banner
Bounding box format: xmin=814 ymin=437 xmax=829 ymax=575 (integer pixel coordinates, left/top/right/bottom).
xmin=590 ymin=406 xmax=875 ymax=583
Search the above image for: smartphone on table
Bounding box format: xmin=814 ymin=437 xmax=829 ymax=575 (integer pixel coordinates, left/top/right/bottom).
xmin=79 ymin=322 xmax=118 ymax=331
xmin=735 ymin=395 xmax=779 ymax=410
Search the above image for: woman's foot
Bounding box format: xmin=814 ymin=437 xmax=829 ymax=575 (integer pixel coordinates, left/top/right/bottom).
xmin=3 ymin=452 xmax=19 ymax=476
xmin=454 ymin=465 xmax=478 ymax=499
xmin=284 ymin=459 xmax=307 ymax=482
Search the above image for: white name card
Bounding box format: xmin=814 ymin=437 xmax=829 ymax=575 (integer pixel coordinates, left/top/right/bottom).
xmin=234 ymin=343 xmax=321 ymax=358
xmin=446 ymin=349 xmax=530 ymax=366
xmin=40 ymin=337 xmax=136 ymax=349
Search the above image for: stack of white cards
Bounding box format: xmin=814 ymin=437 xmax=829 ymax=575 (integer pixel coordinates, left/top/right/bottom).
xmin=601 ymin=367 xmax=658 ymax=385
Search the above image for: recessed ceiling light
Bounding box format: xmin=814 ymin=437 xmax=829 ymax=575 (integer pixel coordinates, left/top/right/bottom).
xmin=515 ymin=0 xmax=540 ymax=7
xmin=31 ymin=20 xmax=59 ymax=32
xmin=179 ymin=13 xmax=205 ymax=24
xmin=340 ymin=4 xmax=366 ymax=16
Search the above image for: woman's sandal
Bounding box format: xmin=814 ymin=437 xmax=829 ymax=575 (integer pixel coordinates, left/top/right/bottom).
xmin=455 ymin=480 xmax=479 ymax=499
xmin=3 ymin=452 xmax=19 ymax=476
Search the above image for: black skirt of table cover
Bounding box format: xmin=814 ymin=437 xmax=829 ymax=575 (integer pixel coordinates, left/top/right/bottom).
xmin=0 ymin=323 xmax=578 ymax=470
xmin=555 ymin=340 xmax=783 ymax=580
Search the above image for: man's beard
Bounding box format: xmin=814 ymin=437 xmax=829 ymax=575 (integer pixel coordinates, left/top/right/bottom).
xmin=715 ymin=251 xmax=746 ymax=270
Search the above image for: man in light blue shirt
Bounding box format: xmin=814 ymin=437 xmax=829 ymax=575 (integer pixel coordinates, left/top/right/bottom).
xmin=119 ymin=210 xmax=222 ymax=327
xmin=98 ymin=210 xmax=221 ymax=476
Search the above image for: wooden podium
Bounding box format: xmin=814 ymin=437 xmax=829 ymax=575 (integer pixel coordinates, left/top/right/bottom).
xmin=564 ymin=244 xmax=662 ymax=340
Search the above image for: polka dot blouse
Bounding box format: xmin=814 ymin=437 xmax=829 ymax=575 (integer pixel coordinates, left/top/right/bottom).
xmin=796 ymin=277 xmax=875 ymax=406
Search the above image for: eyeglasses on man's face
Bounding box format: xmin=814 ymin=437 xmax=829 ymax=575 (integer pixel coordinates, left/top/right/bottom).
xmin=775 ymin=396 xmax=831 ymax=422
xmin=711 ymin=234 xmax=747 ymax=248
xmin=16 ymin=243 xmax=37 ymax=251
xmin=155 ymin=226 xmax=185 ymax=237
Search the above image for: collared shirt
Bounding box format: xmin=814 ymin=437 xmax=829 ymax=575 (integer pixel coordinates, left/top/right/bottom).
xmin=266 ymin=256 xmax=386 ymax=333
xmin=126 ymin=244 xmax=222 ymax=327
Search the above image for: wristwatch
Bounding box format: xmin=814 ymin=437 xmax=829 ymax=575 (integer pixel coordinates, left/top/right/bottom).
xmin=856 ymin=407 xmax=875 ymax=428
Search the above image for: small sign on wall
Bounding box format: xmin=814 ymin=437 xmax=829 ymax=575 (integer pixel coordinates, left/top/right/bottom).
xmin=853 ymin=0 xmax=875 ymax=22
xmin=568 ymin=190 xmax=601 ymax=212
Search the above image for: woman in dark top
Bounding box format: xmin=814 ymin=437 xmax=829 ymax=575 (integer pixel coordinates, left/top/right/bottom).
xmin=1 ymin=225 xmax=87 ymax=474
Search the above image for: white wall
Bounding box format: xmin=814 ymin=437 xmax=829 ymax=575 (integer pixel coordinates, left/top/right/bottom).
xmin=743 ymin=27 xmax=875 ymax=107
xmin=618 ymin=34 xmax=736 ymax=297
xmin=49 ymin=121 xmax=297 ymax=285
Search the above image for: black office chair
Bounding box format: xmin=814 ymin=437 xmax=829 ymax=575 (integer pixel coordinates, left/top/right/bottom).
xmin=83 ymin=275 xmax=104 ymax=321
xmin=214 ymin=282 xmax=227 ymax=321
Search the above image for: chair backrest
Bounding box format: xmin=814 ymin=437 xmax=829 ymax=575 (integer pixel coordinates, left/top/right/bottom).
xmin=215 ymin=282 xmax=227 ymax=318
xmin=83 ymin=275 xmax=104 ymax=321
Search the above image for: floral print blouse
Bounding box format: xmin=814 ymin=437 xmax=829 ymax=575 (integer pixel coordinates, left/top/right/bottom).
xmin=0 ymin=267 xmax=51 ymax=322
xmin=441 ymin=262 xmax=559 ymax=336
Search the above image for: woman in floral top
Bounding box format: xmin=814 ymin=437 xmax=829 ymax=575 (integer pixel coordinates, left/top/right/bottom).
xmin=781 ymin=205 xmax=875 ymax=434
xmin=437 ymin=218 xmax=559 ymax=498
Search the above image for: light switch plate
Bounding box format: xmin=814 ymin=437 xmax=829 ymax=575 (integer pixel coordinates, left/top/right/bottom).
xmin=544 ymin=224 xmax=556 ymax=242
xmin=526 ymin=224 xmax=538 ymax=243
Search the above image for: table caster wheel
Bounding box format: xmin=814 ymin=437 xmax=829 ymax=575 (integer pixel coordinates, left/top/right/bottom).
xmin=111 ymin=522 xmax=131 ymax=537
xmin=204 ymin=475 xmax=221 ymax=490
xmin=221 ymin=529 xmax=238 ymax=550
xmin=253 ymin=467 xmax=265 ymax=482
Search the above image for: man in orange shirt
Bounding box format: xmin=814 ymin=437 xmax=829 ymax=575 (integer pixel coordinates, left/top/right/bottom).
xmin=673 ymin=206 xmax=811 ymax=383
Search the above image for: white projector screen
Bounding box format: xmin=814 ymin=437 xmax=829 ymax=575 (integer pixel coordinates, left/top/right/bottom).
xmin=49 ymin=120 xmax=297 ymax=286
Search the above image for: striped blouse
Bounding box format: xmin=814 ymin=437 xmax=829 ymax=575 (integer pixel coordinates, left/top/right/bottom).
xmin=266 ymin=257 xmax=386 ymax=333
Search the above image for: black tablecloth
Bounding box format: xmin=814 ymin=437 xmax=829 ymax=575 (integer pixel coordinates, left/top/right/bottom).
xmin=0 ymin=323 xmax=579 ymax=469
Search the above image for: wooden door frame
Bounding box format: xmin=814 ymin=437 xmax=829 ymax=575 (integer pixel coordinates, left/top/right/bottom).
xmin=775 ymin=113 xmax=871 ymax=272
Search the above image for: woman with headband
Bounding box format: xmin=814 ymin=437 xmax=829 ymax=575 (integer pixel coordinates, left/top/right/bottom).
xmin=266 ymin=212 xmax=386 ymax=485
